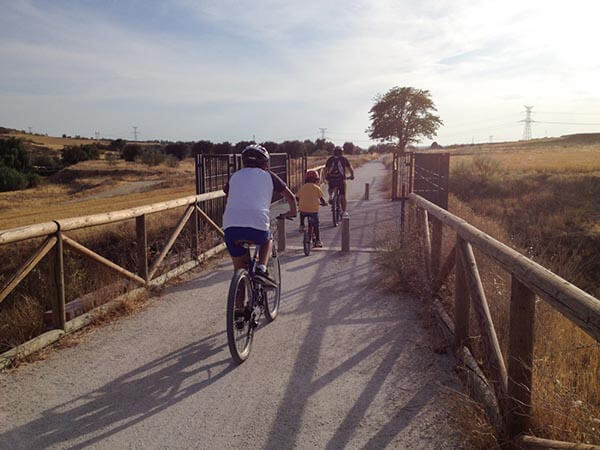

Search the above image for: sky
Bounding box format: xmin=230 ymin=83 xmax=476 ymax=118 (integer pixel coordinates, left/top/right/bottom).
xmin=1 ymin=0 xmax=600 ymax=146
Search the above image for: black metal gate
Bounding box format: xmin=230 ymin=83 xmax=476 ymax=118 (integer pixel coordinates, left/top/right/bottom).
xmin=194 ymin=152 xmax=307 ymax=226
xmin=411 ymin=152 xmax=449 ymax=210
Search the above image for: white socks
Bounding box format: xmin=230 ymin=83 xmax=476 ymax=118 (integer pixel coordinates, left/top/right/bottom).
xmin=257 ymin=264 xmax=267 ymax=272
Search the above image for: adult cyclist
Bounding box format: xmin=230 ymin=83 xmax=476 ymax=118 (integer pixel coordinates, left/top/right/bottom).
xmin=323 ymin=146 xmax=355 ymax=214
xmin=223 ymin=145 xmax=297 ymax=287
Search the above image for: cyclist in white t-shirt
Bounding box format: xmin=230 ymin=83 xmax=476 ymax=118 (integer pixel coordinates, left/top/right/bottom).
xmin=223 ymin=145 xmax=297 ymax=286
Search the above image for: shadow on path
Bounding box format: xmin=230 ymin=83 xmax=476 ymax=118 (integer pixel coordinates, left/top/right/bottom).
xmin=0 ymin=331 xmax=232 ymax=450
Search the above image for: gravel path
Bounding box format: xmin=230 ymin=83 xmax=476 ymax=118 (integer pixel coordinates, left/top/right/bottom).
xmin=0 ymin=160 xmax=461 ymax=449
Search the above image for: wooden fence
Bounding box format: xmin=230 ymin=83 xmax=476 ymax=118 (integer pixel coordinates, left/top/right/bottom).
xmin=0 ymin=190 xmax=225 ymax=365
xmin=407 ymin=192 xmax=600 ymax=448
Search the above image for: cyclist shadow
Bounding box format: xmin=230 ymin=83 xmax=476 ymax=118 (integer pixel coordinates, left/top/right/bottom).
xmin=0 ymin=331 xmax=234 ymax=450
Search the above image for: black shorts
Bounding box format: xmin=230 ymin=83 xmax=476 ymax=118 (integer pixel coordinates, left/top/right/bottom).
xmin=327 ymin=177 xmax=346 ymax=196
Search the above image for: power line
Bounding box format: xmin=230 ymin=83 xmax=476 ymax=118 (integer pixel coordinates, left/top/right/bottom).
xmin=534 ymin=121 xmax=600 ymax=126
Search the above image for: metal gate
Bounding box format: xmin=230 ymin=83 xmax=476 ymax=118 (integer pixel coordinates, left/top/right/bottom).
xmin=411 ymin=152 xmax=449 ymax=209
xmin=194 ymin=152 xmax=307 ymax=226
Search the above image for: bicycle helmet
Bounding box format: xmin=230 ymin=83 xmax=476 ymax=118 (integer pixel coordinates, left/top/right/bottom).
xmin=242 ymin=144 xmax=270 ymax=168
xmin=305 ymin=169 xmax=320 ymax=182
xmin=333 ymin=146 xmax=343 ymax=156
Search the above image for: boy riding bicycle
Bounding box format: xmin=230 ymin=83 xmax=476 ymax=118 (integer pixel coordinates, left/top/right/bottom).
xmin=223 ymin=145 xmax=297 ymax=288
xmin=296 ymin=169 xmax=326 ymax=248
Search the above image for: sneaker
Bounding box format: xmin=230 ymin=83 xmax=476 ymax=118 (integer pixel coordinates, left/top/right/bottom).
xmin=313 ymin=240 xmax=323 ymax=248
xmin=299 ymin=225 xmax=305 ymax=233
xmin=255 ymin=267 xmax=277 ymax=288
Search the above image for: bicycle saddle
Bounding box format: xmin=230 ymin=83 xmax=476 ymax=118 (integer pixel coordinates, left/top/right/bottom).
xmin=234 ymin=240 xmax=255 ymax=247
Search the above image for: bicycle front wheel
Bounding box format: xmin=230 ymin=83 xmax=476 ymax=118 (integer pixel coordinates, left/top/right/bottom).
xmin=264 ymin=250 xmax=281 ymax=321
xmin=227 ymin=269 xmax=253 ymax=364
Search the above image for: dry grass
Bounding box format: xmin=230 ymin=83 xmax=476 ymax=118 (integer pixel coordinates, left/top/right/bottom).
xmin=5 ymin=132 xmax=110 ymax=151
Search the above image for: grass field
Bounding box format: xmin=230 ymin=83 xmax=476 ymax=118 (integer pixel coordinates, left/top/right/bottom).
xmin=447 ymin=139 xmax=600 ymax=444
xmin=5 ymin=131 xmax=110 ymax=152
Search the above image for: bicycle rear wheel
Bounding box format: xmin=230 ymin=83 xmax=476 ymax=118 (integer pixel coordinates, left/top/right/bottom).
xmin=226 ymin=269 xmax=253 ymax=364
xmin=264 ymin=249 xmax=281 ymax=321
xmin=303 ymin=229 xmax=311 ymax=256
xmin=332 ymin=198 xmax=338 ymax=227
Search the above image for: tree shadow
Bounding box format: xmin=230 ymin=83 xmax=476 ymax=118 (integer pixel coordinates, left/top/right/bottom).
xmin=0 ymin=331 xmax=233 ymax=450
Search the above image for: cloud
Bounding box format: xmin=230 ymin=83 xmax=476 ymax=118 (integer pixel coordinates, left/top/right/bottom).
xmin=0 ymin=0 xmax=599 ymax=143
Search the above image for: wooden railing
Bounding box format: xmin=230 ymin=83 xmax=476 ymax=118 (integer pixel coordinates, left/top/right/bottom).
xmin=0 ymin=190 xmax=226 ymax=358
xmin=408 ymin=192 xmax=600 ymax=447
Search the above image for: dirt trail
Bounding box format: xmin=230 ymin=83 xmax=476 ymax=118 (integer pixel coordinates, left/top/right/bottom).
xmin=0 ymin=160 xmax=461 ymax=449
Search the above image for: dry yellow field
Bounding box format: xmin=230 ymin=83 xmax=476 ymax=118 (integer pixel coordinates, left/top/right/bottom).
xmin=5 ymin=132 xmax=110 ymax=151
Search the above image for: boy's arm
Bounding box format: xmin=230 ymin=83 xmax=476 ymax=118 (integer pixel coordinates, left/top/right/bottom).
xmin=282 ymin=186 xmax=297 ymax=218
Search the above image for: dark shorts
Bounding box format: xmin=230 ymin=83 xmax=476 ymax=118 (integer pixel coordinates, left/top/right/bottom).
xmin=224 ymin=227 xmax=270 ymax=257
xmin=327 ymin=177 xmax=346 ymax=196
xmin=300 ymin=212 xmax=319 ymax=228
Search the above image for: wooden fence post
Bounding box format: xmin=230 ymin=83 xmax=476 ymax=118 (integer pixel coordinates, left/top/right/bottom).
xmin=507 ymin=276 xmax=536 ymax=441
xmin=364 ymin=183 xmax=370 ymax=200
xmin=342 ymin=214 xmax=350 ymax=252
xmin=189 ymin=206 xmax=199 ymax=261
xmin=53 ymin=229 xmax=66 ymax=330
xmin=419 ymin=208 xmax=432 ymax=281
xmin=431 ymin=217 xmax=443 ymax=281
xmin=136 ymin=215 xmax=148 ymax=283
xmin=277 ymin=216 xmax=286 ymax=252
xmin=454 ymin=236 xmax=470 ymax=349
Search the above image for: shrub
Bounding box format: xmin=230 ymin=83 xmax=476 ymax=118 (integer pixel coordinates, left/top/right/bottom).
xmin=62 ymin=144 xmax=100 ymax=165
xmin=0 ymin=166 xmax=28 ymax=191
xmin=0 ymin=137 xmax=30 ymax=171
xmin=164 ymin=142 xmax=189 ymax=160
xmin=139 ymin=147 xmax=165 ymax=166
xmin=121 ymin=144 xmax=141 ymax=162
xmin=191 ymin=140 xmax=214 ymax=157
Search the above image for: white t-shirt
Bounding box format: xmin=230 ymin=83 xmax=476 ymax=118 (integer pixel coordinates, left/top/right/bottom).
xmin=223 ymin=168 xmax=286 ymax=231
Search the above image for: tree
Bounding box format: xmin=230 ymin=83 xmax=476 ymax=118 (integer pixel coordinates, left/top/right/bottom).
xmin=234 ymin=140 xmax=256 ymax=153
xmin=342 ymin=141 xmax=355 ymax=155
xmin=367 ymin=86 xmax=442 ymax=152
xmin=164 ymin=142 xmax=189 ymax=160
xmin=191 ymin=140 xmax=214 ymax=157
xmin=0 ymin=137 xmax=30 ymax=171
xmin=213 ymin=141 xmax=232 ymax=154
xmin=121 ymin=144 xmax=142 ymax=162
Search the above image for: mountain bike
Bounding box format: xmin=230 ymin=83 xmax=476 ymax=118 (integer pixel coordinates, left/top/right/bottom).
xmin=226 ymin=216 xmax=288 ymax=364
xmin=331 ymin=187 xmax=342 ymax=227
xmin=303 ymin=215 xmax=318 ymax=256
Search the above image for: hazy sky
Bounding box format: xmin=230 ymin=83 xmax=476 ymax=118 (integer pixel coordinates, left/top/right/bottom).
xmin=1 ymin=0 xmax=599 ymax=146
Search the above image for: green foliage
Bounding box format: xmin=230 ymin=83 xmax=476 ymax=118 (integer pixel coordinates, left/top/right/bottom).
xmin=139 ymin=147 xmax=166 ymax=166
xmin=213 ymin=141 xmax=232 ymax=154
xmin=164 ymin=142 xmax=189 ymax=160
xmin=61 ymin=144 xmax=100 ymax=165
xmin=260 ymin=141 xmax=280 ymax=154
xmin=280 ymin=140 xmax=305 ymax=158
xmin=121 ymin=144 xmax=142 ymax=162
xmin=0 ymin=137 xmax=30 ymax=171
xmin=343 ymin=141 xmax=355 ymax=155
xmin=191 ymin=140 xmax=214 ymax=156
xmin=234 ymin=140 xmax=256 ymax=153
xmin=109 ymin=138 xmax=127 ymax=151
xmin=367 ymin=86 xmax=442 ymax=151
xmin=0 ymin=166 xmax=39 ymax=191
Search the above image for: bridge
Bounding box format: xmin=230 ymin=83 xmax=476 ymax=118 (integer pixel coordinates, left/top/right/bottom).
xmin=1 ymin=156 xmax=599 ymax=449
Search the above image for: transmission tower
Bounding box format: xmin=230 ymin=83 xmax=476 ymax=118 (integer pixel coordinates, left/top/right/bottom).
xmin=132 ymin=126 xmax=138 ymax=141
xmin=521 ymin=106 xmax=534 ymax=140
xmin=318 ymin=128 xmax=327 ymax=140
xmin=94 ymin=131 xmax=100 ymax=140
xmin=28 ymin=126 xmax=32 ymax=134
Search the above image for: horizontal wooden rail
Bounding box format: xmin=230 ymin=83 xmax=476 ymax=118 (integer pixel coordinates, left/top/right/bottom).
xmin=409 ymin=192 xmax=600 ymax=342
xmin=0 ymin=190 xmax=225 ymax=246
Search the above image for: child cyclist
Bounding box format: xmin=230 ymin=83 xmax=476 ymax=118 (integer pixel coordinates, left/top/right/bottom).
xmin=296 ymin=169 xmax=326 ymax=248
xmin=223 ymin=145 xmax=297 ymax=287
